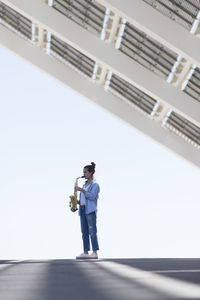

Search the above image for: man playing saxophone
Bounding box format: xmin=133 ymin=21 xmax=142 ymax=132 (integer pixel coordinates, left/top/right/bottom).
xmin=75 ymin=162 xmax=100 ymax=259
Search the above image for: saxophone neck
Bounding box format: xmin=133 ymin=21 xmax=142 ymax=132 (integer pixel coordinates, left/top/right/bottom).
xmin=74 ymin=176 xmax=83 ymax=188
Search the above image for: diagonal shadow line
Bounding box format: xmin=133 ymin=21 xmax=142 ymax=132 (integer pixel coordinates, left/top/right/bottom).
xmin=75 ymin=259 xmax=174 ymax=300
xmin=0 ymin=259 xmax=53 ymax=300
xmin=91 ymin=260 xmax=200 ymax=299
xmin=40 ymin=259 xmax=167 ymax=300
xmin=99 ymin=258 xmax=200 ymax=271
xmin=108 ymin=258 xmax=200 ymax=285
xmin=41 ymin=259 xmax=112 ymax=300
xmin=0 ymin=260 xmax=29 ymax=274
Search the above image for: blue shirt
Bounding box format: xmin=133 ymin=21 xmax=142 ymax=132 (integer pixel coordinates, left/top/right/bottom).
xmin=78 ymin=180 xmax=100 ymax=215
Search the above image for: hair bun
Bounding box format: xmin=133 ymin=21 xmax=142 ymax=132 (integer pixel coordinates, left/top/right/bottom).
xmin=91 ymin=162 xmax=96 ymax=169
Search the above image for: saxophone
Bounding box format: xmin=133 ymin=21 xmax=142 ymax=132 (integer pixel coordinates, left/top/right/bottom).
xmin=69 ymin=176 xmax=83 ymax=212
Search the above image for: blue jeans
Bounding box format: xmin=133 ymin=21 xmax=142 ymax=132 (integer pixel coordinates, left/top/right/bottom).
xmin=80 ymin=207 xmax=99 ymax=252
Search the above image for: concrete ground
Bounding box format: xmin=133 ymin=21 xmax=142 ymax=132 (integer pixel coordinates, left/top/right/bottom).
xmin=0 ymin=258 xmax=200 ymax=300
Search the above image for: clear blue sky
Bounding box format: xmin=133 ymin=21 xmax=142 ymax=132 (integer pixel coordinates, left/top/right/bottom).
xmin=0 ymin=45 xmax=199 ymax=259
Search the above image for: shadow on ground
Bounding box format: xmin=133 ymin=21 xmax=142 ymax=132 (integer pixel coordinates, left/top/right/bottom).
xmin=0 ymin=258 xmax=200 ymax=300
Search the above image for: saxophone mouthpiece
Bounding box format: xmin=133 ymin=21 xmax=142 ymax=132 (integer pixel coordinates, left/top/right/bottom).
xmin=81 ymin=175 xmax=85 ymax=178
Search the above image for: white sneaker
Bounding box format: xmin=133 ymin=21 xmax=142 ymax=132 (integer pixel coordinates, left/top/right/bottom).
xmin=76 ymin=253 xmax=89 ymax=259
xmin=89 ymin=252 xmax=98 ymax=259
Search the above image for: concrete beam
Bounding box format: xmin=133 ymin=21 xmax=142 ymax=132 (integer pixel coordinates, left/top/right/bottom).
xmin=96 ymin=0 xmax=200 ymax=67
xmin=0 ymin=25 xmax=199 ymax=168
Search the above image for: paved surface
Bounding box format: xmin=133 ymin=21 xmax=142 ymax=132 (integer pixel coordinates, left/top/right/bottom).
xmin=0 ymin=259 xmax=200 ymax=300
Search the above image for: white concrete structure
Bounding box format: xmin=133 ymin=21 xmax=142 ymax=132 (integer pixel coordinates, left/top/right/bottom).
xmin=0 ymin=0 xmax=200 ymax=167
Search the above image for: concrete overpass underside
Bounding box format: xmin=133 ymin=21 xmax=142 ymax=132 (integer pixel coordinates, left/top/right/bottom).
xmin=0 ymin=0 xmax=200 ymax=167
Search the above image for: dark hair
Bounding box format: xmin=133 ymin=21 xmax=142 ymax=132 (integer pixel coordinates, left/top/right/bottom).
xmin=84 ymin=162 xmax=96 ymax=175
